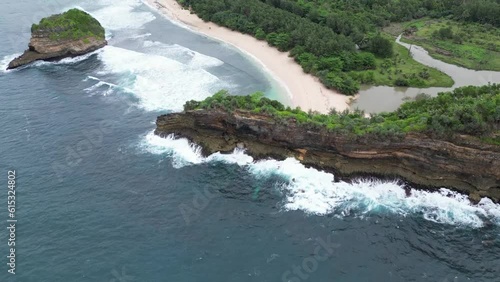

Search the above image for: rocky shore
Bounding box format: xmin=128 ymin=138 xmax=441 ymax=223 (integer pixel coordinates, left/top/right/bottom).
xmin=155 ymin=109 xmax=500 ymax=203
xmin=7 ymin=9 xmax=107 ymax=70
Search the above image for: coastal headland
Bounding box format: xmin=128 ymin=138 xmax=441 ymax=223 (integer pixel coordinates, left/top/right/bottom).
xmin=155 ymin=86 xmax=500 ymax=202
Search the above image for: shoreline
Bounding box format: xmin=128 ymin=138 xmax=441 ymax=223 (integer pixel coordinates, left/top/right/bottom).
xmin=144 ymin=0 xmax=350 ymax=113
xmin=156 ymin=109 xmax=500 ymax=204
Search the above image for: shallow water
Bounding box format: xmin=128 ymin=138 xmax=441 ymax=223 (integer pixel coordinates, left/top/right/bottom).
xmin=1 ymin=1 xmax=499 ymax=281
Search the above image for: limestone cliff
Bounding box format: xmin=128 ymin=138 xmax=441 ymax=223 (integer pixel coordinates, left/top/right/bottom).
xmin=155 ymin=109 xmax=500 ymax=202
xmin=7 ymin=9 xmax=107 ymax=70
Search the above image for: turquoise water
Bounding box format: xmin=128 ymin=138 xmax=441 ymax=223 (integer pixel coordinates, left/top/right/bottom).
xmin=1 ymin=1 xmax=499 ymax=281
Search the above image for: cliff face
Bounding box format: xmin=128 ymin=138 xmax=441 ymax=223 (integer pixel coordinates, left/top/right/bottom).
xmin=155 ymin=109 xmax=500 ymax=202
xmin=7 ymin=16 xmax=107 ymax=70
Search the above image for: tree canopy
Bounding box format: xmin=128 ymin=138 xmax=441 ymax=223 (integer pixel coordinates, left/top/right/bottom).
xmin=31 ymin=9 xmax=105 ymax=41
xmin=179 ymin=0 xmax=495 ymax=94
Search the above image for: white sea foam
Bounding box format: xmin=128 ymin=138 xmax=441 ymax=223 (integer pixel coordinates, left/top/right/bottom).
xmin=96 ymin=45 xmax=227 ymax=112
xmin=56 ymin=49 xmax=103 ymax=65
xmin=141 ymin=132 xmax=204 ymax=167
xmin=1 ymin=48 xmax=101 ymax=72
xmin=143 ymin=41 xmax=224 ymax=68
xmin=0 ymin=53 xmax=21 ymax=73
xmin=91 ymin=0 xmax=155 ymax=30
xmin=84 ymin=76 xmax=123 ymax=96
xmin=140 ymin=131 xmax=500 ymax=228
xmin=29 ymin=50 xmax=101 ymax=69
xmin=129 ymin=33 xmax=152 ymax=39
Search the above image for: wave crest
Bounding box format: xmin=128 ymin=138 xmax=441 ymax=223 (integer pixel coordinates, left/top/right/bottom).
xmin=140 ymin=132 xmax=500 ymax=228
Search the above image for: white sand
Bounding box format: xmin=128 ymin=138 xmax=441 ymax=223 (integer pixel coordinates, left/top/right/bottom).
xmin=145 ymin=0 xmax=350 ymax=113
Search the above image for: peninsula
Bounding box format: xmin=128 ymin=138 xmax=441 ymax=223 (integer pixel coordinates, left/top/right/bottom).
xmin=7 ymin=9 xmax=107 ymax=70
xmin=156 ymin=85 xmax=500 ymax=203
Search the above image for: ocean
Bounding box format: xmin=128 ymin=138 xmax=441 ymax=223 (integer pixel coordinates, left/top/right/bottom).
xmin=0 ymin=0 xmax=499 ymax=281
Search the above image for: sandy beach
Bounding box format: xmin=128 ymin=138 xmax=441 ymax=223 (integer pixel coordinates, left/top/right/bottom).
xmin=145 ymin=0 xmax=350 ymax=113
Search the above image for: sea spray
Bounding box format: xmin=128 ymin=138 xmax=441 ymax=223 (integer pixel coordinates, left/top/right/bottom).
xmin=0 ymin=53 xmax=21 ymax=73
xmin=140 ymin=131 xmax=500 ymax=228
xmin=91 ymin=0 xmax=156 ymax=31
xmin=96 ymin=45 xmax=227 ymax=112
xmin=143 ymin=41 xmax=225 ymax=69
xmin=142 ymin=132 xmax=204 ymax=168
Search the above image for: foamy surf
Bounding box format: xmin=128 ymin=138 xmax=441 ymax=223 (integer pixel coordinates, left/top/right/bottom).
xmin=143 ymin=41 xmax=224 ymax=68
xmin=1 ymin=49 xmax=101 ymax=72
xmin=91 ymin=0 xmax=156 ymax=31
xmin=141 ymin=132 xmax=204 ymax=167
xmin=51 ymin=49 xmax=103 ymax=65
xmin=140 ymin=131 xmax=500 ymax=228
xmin=84 ymin=76 xmax=125 ymax=97
xmin=0 ymin=53 xmax=21 ymax=73
xmin=96 ymin=45 xmax=228 ymax=112
xmin=129 ymin=33 xmax=152 ymax=39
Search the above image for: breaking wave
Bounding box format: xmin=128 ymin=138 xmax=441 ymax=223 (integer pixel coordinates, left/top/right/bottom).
xmin=91 ymin=0 xmax=156 ymax=31
xmin=140 ymin=131 xmax=500 ymax=228
xmin=93 ymin=44 xmax=228 ymax=112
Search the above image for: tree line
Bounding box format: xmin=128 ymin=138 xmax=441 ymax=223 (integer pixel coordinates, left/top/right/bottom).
xmin=179 ymin=0 xmax=499 ymax=94
xmin=180 ymin=0 xmax=394 ymax=94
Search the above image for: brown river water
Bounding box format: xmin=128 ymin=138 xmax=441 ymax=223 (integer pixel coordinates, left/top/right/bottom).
xmin=351 ymin=35 xmax=500 ymax=113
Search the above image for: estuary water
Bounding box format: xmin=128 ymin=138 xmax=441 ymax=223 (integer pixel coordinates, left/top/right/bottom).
xmin=352 ymin=36 xmax=500 ymax=113
xmin=1 ymin=0 xmax=499 ymax=281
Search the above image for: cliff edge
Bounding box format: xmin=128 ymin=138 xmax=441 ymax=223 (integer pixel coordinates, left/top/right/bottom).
xmin=155 ymin=109 xmax=500 ymax=202
xmin=7 ymin=9 xmax=107 ymax=70
xmin=155 ymin=86 xmax=500 ymax=202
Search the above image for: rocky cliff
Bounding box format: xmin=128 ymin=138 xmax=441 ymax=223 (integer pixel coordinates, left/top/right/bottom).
xmin=7 ymin=9 xmax=107 ymax=70
xmin=155 ymin=109 xmax=500 ymax=202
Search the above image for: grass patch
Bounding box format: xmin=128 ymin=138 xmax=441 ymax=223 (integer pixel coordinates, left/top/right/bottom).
xmin=31 ymin=8 xmax=105 ymax=41
xmin=349 ymin=37 xmax=454 ymax=88
xmin=400 ymin=18 xmax=500 ymax=71
xmin=481 ymin=136 xmax=500 ymax=146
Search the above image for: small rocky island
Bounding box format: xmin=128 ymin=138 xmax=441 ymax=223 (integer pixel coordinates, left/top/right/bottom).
xmin=7 ymin=9 xmax=107 ymax=70
xmin=156 ymin=85 xmax=500 ymax=202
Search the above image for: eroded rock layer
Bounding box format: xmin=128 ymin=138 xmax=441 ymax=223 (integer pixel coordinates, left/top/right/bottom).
xmin=155 ymin=109 xmax=500 ymax=202
xmin=7 ymin=14 xmax=107 ymax=69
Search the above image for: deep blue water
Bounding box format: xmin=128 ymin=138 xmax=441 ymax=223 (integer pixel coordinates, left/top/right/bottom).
xmin=1 ymin=1 xmax=499 ymax=281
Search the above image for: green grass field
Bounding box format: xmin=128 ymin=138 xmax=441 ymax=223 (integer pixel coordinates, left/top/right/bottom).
xmin=397 ymin=18 xmax=500 ymax=71
xmin=350 ymin=39 xmax=454 ymax=88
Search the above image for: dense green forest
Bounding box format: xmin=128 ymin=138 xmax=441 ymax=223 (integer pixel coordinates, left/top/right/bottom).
xmin=178 ymin=0 xmax=499 ymax=94
xmin=184 ymin=84 xmax=500 ymax=143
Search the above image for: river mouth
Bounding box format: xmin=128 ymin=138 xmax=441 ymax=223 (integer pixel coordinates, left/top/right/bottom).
xmin=351 ymin=35 xmax=500 ymax=113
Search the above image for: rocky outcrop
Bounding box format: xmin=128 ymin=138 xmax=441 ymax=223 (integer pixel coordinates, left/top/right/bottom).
xmin=155 ymin=109 xmax=500 ymax=202
xmin=7 ymin=14 xmax=107 ymax=70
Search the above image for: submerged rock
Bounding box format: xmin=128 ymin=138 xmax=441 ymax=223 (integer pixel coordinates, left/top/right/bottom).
xmin=7 ymin=9 xmax=107 ymax=70
xmin=155 ymin=109 xmax=500 ymax=203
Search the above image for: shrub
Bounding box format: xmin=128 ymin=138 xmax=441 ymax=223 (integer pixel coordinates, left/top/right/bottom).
xmin=255 ymin=28 xmax=266 ymax=40
xmin=366 ymin=35 xmax=394 ymax=58
xmin=395 ymin=78 xmax=410 ymax=87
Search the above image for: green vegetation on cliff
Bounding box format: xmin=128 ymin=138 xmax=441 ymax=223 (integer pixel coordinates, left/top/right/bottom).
xmin=31 ymin=9 xmax=105 ymax=41
xmin=185 ymin=85 xmax=500 ymax=141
